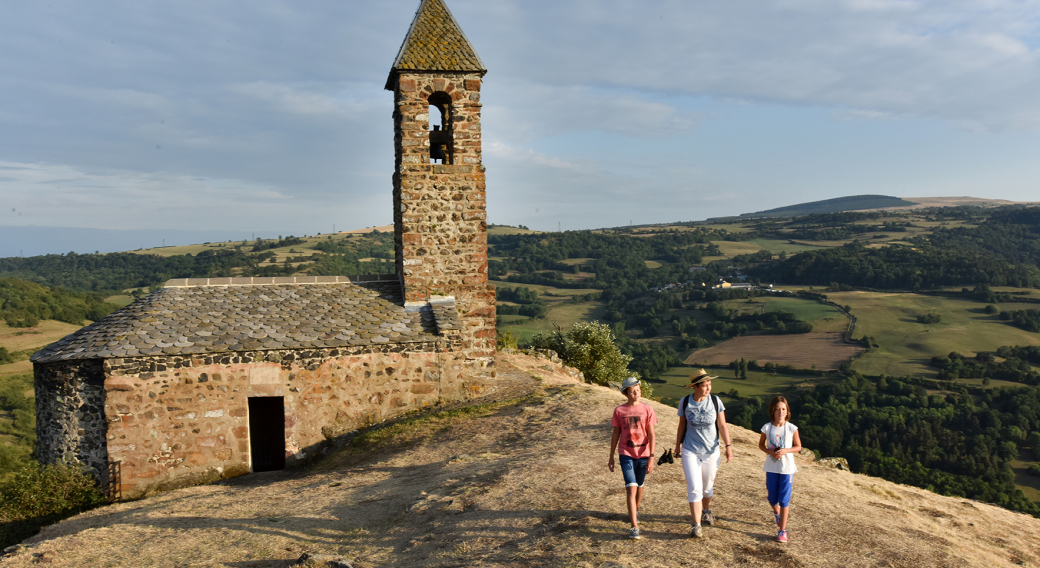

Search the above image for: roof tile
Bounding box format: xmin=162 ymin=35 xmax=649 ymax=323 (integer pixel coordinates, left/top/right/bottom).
xmin=32 ymin=280 xmax=454 ymax=364
xmin=387 ymin=0 xmax=485 ymax=88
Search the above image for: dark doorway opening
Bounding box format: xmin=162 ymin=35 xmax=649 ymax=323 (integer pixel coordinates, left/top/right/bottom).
xmin=248 ymin=397 xmax=285 ymax=472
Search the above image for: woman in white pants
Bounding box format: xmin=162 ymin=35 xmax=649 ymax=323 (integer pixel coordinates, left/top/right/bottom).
xmin=674 ymin=369 xmax=733 ymax=537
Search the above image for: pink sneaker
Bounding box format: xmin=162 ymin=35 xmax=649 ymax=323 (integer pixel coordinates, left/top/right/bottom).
xmin=777 ymin=530 xmax=788 ymax=543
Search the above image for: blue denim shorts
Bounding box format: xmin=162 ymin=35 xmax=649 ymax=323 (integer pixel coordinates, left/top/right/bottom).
xmin=619 ymin=455 xmax=649 ymax=487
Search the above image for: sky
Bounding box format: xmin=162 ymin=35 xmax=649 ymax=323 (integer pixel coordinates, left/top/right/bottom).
xmin=2 ymin=0 xmax=1040 ymax=256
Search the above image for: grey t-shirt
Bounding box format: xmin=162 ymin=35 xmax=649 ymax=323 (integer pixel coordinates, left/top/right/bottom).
xmin=678 ymin=395 xmax=725 ymax=455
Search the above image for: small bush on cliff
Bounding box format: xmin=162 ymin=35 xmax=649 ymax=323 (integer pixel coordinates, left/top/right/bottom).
xmin=527 ymin=322 xmax=650 ymax=397
xmin=0 ymin=462 xmax=104 ymax=549
xmin=497 ymin=329 xmax=519 ymax=350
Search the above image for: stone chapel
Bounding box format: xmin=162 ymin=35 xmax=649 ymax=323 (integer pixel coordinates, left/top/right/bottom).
xmin=32 ymin=0 xmax=496 ymax=499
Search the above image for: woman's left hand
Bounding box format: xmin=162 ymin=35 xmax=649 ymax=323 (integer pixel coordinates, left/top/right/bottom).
xmin=725 ymin=445 xmax=734 ymax=463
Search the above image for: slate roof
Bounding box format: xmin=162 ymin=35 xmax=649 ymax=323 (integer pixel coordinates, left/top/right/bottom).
xmin=386 ymin=0 xmax=485 ymax=89
xmin=32 ymin=276 xmax=461 ymax=364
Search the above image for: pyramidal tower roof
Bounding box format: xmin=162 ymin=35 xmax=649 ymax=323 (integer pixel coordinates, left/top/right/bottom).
xmin=386 ymin=0 xmax=486 ymax=89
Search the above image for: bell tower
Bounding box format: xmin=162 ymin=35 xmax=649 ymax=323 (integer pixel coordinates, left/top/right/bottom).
xmin=386 ymin=0 xmax=496 ymax=363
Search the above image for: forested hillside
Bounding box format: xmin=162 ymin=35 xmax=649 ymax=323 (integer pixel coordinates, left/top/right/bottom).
xmin=0 ymin=233 xmax=395 ymax=295
xmin=0 ymin=278 xmax=119 ymax=328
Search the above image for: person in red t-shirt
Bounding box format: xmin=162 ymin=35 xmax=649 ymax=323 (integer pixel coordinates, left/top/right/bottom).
xmin=608 ymin=376 xmax=657 ymax=539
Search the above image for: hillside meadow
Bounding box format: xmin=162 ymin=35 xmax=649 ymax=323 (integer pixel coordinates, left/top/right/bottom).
xmin=827 ymin=290 xmax=1040 ymax=380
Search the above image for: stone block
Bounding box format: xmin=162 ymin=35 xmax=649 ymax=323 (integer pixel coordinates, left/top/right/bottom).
xmin=107 ymin=378 xmax=136 ymax=392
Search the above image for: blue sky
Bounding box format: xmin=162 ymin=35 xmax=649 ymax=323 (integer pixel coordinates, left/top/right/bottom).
xmin=2 ymin=0 xmax=1040 ymax=254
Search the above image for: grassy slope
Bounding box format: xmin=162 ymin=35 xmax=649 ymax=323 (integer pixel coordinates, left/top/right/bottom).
xmin=828 ymin=291 xmax=1040 ymax=379
xmin=0 ymin=320 xmax=83 ymax=465
xmin=653 ymin=367 xmax=825 ymax=407
xmin=0 ymin=320 xmax=84 ymax=378
xmin=718 ymin=296 xmax=849 ymax=334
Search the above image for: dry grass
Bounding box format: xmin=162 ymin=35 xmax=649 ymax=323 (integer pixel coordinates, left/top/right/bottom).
xmin=0 ymin=320 xmax=84 ymax=377
xmin=3 ymin=352 xmax=1038 ymax=567
xmin=0 ymin=321 xmax=83 ymax=354
xmin=684 ymin=332 xmax=864 ymax=371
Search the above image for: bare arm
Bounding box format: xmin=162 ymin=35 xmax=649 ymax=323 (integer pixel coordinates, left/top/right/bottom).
xmin=776 ymin=429 xmax=802 ymax=459
xmin=717 ymin=410 xmax=733 ymax=463
xmin=608 ymin=426 xmax=621 ymax=472
xmin=759 ymin=432 xmax=769 ymax=454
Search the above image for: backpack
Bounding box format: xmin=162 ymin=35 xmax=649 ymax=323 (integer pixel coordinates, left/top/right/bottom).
xmin=681 ymin=394 xmax=721 ymax=445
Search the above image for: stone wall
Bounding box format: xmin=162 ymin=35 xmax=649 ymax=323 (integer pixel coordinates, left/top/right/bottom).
xmin=37 ymin=337 xmax=484 ymax=499
xmin=34 ymin=359 xmax=109 ymax=478
xmin=392 ymin=72 xmax=496 ymax=362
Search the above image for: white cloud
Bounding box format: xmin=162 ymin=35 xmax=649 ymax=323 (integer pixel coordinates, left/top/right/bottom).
xmin=227 ymin=82 xmax=380 ymax=118
xmin=468 ymin=0 xmax=1040 ymax=129
xmin=0 ymin=161 xmax=338 ymax=231
xmin=485 ymin=84 xmax=698 ymax=142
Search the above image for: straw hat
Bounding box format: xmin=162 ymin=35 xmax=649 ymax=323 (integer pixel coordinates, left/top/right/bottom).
xmin=685 ymin=369 xmax=717 ymax=388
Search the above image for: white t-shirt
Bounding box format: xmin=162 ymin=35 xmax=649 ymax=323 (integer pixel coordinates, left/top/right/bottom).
xmin=761 ymin=422 xmax=799 ymax=474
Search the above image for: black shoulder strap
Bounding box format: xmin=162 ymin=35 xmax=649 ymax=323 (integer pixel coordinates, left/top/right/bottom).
xmin=682 ymin=394 xmax=690 ymax=414
xmin=712 ymin=395 xmax=720 ymax=443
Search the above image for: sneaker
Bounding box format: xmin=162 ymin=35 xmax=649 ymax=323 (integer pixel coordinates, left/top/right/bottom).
xmin=777 ymin=530 xmax=788 ymax=543
xmin=774 ymin=512 xmax=781 ymax=526
xmin=702 ymin=509 xmax=715 ymax=526
xmin=629 ymin=527 xmax=641 ymax=540
xmin=690 ymin=524 xmax=703 ymax=538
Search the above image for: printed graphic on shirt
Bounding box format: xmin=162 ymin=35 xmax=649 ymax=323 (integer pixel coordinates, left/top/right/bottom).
xmin=685 ymin=401 xmax=716 ymax=428
xmin=768 ymin=427 xmax=783 ymax=462
xmin=625 ymin=416 xmax=646 ymax=448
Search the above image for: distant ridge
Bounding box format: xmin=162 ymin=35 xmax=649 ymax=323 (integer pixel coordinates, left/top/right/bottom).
xmin=740 ymin=194 xmax=917 ymax=218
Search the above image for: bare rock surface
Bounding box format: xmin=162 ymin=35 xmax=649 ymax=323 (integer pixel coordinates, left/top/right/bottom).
xmin=4 ymin=352 xmax=1039 ymax=567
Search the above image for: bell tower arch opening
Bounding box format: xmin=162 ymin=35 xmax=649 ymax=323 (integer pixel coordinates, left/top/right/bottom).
xmin=428 ymin=91 xmax=453 ymax=164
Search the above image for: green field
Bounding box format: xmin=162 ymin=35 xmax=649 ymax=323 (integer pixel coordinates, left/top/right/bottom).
xmin=488 ymin=225 xmax=540 ymax=236
xmin=558 ymin=258 xmax=594 ymax=266
xmin=498 ymin=302 xmax=606 ymax=343
xmin=716 ymin=296 xmax=849 ymax=334
xmin=712 ymin=241 xmax=766 ymax=257
xmin=1011 ymin=450 xmax=1040 ymax=503
xmin=490 ymin=281 xmax=599 ymax=298
xmin=491 ymin=280 xmax=607 ymax=343
xmin=652 ymin=366 xmax=828 ymax=407
xmin=104 ymin=295 xmax=134 ymax=307
xmin=745 ymin=238 xmax=829 ymax=254
xmin=826 ymin=290 xmax=1040 ymax=378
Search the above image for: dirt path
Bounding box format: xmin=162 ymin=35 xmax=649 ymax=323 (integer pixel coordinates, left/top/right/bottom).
xmin=3 ymin=352 xmax=1037 ymax=567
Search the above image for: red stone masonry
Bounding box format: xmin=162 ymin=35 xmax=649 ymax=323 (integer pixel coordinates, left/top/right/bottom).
xmin=392 ymin=72 xmax=496 ymax=362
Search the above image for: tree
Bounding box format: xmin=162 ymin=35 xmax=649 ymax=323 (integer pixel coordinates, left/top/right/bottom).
xmin=528 ymin=322 xmax=638 ymax=391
